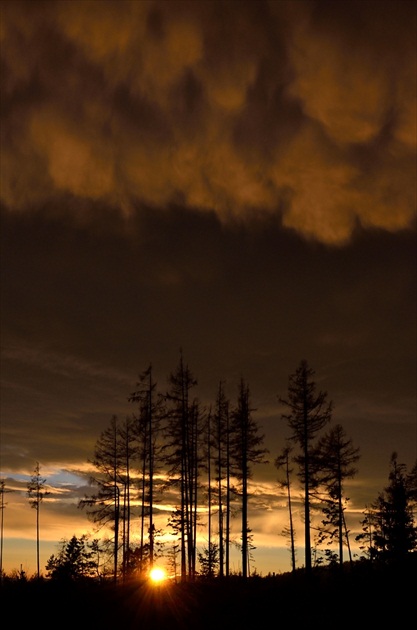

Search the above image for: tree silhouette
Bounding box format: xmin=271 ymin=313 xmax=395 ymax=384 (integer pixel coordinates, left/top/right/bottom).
xmin=46 ymin=534 xmax=98 ymax=581
xmin=213 ymin=381 xmax=231 ymax=577
xmin=280 ymin=360 xmax=332 ymax=574
xmin=230 ymin=378 xmax=268 ymax=578
xmin=358 ymin=453 xmax=417 ymax=563
xmin=314 ymin=424 xmax=360 ymax=566
xmin=275 ymin=445 xmax=297 ymax=572
xmin=79 ymin=415 xmax=130 ymax=582
xmin=163 ymin=352 xmax=202 ymax=581
xmin=0 ymin=479 xmax=13 ymax=579
xmin=204 ymin=406 xmax=214 ymax=575
xmin=198 ymin=541 xmax=219 ymax=577
xmin=27 ymin=462 xmax=50 ymax=578
xmin=129 ymin=363 xmax=164 ymax=573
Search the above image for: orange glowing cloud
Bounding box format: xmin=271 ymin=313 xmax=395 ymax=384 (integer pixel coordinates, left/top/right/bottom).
xmin=1 ymin=0 xmax=415 ymax=245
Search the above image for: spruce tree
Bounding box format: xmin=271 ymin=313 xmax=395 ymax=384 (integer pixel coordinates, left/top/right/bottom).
xmin=280 ymin=360 xmax=332 ymax=573
xmin=27 ymin=462 xmax=50 ymax=578
xmin=314 ymin=424 xmax=360 ymax=566
xmin=230 ymin=378 xmax=268 ymax=578
xmin=371 ymin=453 xmax=417 ymax=563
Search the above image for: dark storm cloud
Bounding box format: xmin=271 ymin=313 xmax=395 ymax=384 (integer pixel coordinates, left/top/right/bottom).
xmin=1 ymin=0 xmax=415 ymax=244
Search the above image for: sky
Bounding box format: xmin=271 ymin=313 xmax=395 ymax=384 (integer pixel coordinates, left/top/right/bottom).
xmin=0 ymin=0 xmax=416 ymax=577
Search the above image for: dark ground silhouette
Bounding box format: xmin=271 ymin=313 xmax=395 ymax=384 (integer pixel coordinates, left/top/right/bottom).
xmin=1 ymin=560 xmax=414 ymax=629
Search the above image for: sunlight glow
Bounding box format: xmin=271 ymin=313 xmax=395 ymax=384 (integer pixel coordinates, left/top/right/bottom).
xmin=149 ymin=567 xmax=167 ymax=584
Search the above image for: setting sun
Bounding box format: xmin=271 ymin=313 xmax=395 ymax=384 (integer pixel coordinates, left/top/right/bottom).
xmin=149 ymin=567 xmax=167 ymax=584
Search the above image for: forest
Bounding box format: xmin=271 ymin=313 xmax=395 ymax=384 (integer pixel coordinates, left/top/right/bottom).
xmin=1 ymin=358 xmax=416 ymax=622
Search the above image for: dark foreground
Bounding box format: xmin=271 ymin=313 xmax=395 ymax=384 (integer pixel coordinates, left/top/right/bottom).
xmin=1 ymin=561 xmax=414 ymax=629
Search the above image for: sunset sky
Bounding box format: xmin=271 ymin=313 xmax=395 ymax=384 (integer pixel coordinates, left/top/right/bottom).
xmin=1 ymin=0 xmax=416 ymax=577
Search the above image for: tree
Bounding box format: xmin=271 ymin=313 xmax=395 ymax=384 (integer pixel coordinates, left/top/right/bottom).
xmin=129 ymin=363 xmax=164 ymax=573
xmin=117 ymin=416 xmax=137 ymax=579
xmin=79 ymin=415 xmax=132 ymax=582
xmin=212 ymin=381 xmax=230 ymax=577
xmin=0 ymin=479 xmax=13 ymax=579
xmin=166 ymin=542 xmax=180 ymax=581
xmin=275 ymin=445 xmax=297 ymax=572
xmin=46 ymin=534 xmax=99 ymax=581
xmin=406 ymin=460 xmax=417 ymax=511
xmin=314 ymin=424 xmax=360 ymax=566
xmin=204 ymin=406 xmax=214 ymax=575
xmin=163 ymin=352 xmax=202 ymax=581
xmin=198 ymin=541 xmax=219 ymax=578
xmin=27 ymin=462 xmax=50 ymax=578
xmin=356 ymin=505 xmax=375 ymax=561
xmin=127 ymin=530 xmax=165 ymax=576
xmin=280 ymin=360 xmax=332 ymax=573
xmin=358 ymin=453 xmax=417 ymax=564
xmin=230 ymin=378 xmax=268 ymax=579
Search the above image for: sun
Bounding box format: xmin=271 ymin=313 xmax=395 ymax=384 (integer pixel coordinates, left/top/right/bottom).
xmin=149 ymin=566 xmax=167 ymax=584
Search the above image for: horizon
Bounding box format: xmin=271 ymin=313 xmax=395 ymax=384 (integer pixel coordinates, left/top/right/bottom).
xmin=1 ymin=376 xmax=414 ymax=577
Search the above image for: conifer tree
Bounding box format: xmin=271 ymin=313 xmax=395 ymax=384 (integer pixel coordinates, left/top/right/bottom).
xmin=129 ymin=363 xmax=164 ymax=573
xmin=314 ymin=424 xmax=360 ymax=566
xmin=79 ymin=415 xmax=131 ymax=582
xmin=46 ymin=534 xmax=98 ymax=581
xmin=360 ymin=453 xmax=417 ymax=563
xmin=230 ymin=378 xmax=268 ymax=578
xmin=0 ymin=479 xmax=13 ymax=578
xmin=27 ymin=462 xmax=50 ymax=578
xmin=212 ymin=381 xmax=230 ymax=576
xmin=275 ymin=445 xmax=297 ymax=572
xmin=163 ymin=352 xmax=201 ymax=581
xmin=280 ymin=360 xmax=332 ymax=573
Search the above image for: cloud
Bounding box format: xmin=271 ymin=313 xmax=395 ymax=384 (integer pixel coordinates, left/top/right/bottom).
xmin=3 ymin=337 xmax=132 ymax=383
xmin=284 ymin=0 xmax=416 ymax=146
xmin=1 ymin=0 xmax=415 ymax=244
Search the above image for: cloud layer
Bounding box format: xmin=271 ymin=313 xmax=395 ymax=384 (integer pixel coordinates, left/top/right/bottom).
xmin=1 ymin=0 xmax=416 ymax=244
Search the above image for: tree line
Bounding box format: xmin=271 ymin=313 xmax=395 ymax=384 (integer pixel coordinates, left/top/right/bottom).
xmin=1 ymin=357 xmax=416 ymax=582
